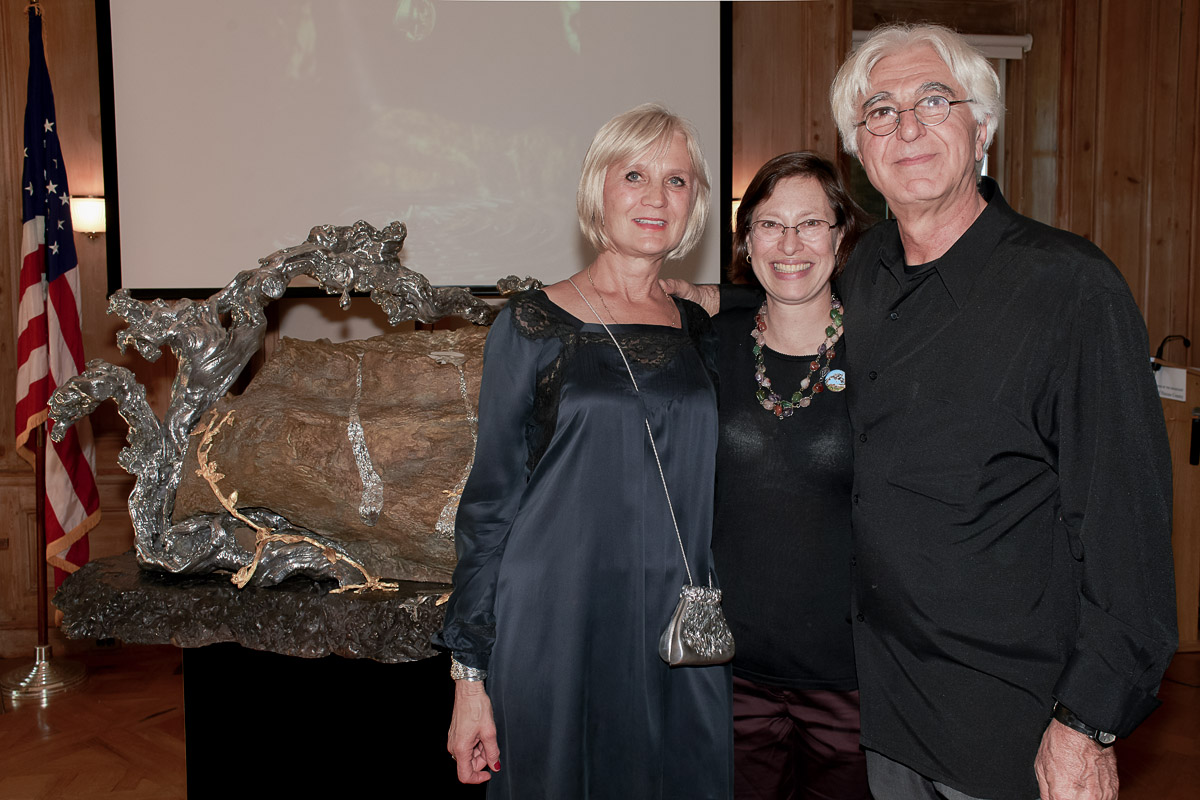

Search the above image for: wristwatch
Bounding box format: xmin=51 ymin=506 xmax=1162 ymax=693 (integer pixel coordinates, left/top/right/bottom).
xmin=1052 ymin=703 xmax=1117 ymax=748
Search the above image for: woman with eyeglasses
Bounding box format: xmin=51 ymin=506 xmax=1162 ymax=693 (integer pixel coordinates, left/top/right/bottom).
xmin=671 ymin=151 xmax=871 ymax=799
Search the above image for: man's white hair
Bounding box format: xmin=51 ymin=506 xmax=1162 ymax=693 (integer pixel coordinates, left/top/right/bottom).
xmin=830 ymin=23 xmax=1003 ymax=158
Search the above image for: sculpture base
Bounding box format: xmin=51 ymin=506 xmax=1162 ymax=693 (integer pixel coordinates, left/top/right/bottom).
xmin=54 ymin=550 xmax=451 ymax=663
xmin=53 ymin=552 xmax=486 ymax=793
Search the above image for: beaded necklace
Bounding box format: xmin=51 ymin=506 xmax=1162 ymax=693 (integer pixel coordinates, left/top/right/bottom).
xmin=752 ymin=295 xmax=844 ymax=418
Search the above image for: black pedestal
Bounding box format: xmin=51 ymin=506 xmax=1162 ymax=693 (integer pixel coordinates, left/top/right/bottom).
xmin=183 ymin=644 xmax=486 ymax=797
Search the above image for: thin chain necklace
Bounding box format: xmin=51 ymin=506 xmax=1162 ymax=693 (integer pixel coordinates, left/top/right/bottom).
xmin=586 ymin=266 xmax=621 ymax=324
xmin=752 ymin=295 xmax=844 ymax=418
xmin=586 ymin=266 xmax=679 ymax=327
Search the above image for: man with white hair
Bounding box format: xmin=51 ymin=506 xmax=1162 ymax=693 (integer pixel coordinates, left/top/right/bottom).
xmin=828 ymin=23 xmax=1177 ymax=800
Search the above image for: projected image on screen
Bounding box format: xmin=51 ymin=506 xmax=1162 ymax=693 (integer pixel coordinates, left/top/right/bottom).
xmin=107 ymin=1 xmax=720 ymax=292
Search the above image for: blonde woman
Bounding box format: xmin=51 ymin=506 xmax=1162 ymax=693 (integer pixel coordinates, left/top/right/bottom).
xmin=435 ymin=104 xmax=732 ymax=799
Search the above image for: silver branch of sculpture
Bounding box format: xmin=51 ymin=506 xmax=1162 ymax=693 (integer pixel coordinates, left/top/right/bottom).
xmin=47 ymin=220 xmax=529 ymax=588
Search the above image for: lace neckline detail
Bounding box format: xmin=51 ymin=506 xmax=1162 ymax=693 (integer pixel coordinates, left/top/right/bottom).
xmin=536 ymin=290 xmax=687 ymax=332
xmin=506 ymin=288 xmax=715 ymax=474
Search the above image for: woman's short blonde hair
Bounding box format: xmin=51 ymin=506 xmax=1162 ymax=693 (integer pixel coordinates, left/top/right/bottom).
xmin=830 ymin=23 xmax=1003 ymax=158
xmin=577 ymin=103 xmax=711 ymax=261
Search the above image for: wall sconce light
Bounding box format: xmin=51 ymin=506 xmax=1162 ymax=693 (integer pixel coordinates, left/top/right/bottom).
xmin=70 ymin=196 xmax=106 ymax=239
xmin=730 ymin=198 xmax=741 ymax=231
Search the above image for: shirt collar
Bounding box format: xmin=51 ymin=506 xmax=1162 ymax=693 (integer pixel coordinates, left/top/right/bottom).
xmin=873 ymin=177 xmax=1012 ymax=307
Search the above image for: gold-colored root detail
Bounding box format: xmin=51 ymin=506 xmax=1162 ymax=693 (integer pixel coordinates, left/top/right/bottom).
xmin=192 ymin=409 xmax=399 ymax=593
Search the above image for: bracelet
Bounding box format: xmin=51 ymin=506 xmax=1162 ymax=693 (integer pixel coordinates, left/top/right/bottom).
xmin=450 ymin=657 xmax=487 ymax=682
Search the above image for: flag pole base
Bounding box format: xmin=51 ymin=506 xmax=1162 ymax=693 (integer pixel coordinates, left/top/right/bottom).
xmin=1 ymin=645 xmax=86 ymax=707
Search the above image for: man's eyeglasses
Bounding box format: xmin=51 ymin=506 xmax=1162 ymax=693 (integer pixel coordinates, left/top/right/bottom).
xmin=749 ymin=219 xmax=836 ymax=243
xmin=856 ymin=96 xmax=976 ymax=137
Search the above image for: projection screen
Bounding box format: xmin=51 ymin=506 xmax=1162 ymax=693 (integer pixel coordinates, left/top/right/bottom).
xmin=104 ymin=0 xmax=723 ymax=293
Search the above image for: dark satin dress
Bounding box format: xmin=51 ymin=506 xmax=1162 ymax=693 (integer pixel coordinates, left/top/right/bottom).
xmin=435 ymin=290 xmax=733 ymax=799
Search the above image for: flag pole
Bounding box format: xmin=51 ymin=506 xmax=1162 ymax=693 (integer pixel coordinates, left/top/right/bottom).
xmin=5 ymin=0 xmax=96 ymax=709
xmin=37 ymin=423 xmax=48 ymax=644
xmin=1 ymin=425 xmax=86 ymax=706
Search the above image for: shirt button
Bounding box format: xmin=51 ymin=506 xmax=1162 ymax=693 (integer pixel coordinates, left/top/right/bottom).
xmin=868 ymin=371 xmax=878 ymax=380
xmin=853 ymin=494 xmax=860 ymax=505
xmin=889 ymin=311 xmax=900 ymax=320
xmin=859 ymin=433 xmax=867 ymax=443
xmin=856 ymin=613 xmax=865 ymax=622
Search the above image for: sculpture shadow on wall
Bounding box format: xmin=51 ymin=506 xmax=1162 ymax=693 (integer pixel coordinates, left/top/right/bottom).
xmin=48 ymin=219 xmax=539 ymax=593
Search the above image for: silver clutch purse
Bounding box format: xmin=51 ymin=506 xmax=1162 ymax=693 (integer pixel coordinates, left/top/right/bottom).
xmin=658 ymin=584 xmax=736 ymax=666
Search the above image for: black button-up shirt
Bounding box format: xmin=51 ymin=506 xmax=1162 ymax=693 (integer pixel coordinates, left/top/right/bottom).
xmin=839 ymin=178 xmax=1176 ymax=798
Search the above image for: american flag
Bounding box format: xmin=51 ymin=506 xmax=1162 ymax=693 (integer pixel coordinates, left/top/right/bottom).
xmin=16 ymin=8 xmax=100 ymax=587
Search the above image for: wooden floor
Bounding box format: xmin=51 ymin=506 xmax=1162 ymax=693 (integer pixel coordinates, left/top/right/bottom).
xmin=0 ymin=645 xmax=184 ymax=799
xmin=0 ymin=644 xmax=1196 ymax=798
xmin=1115 ymin=650 xmax=1200 ymax=799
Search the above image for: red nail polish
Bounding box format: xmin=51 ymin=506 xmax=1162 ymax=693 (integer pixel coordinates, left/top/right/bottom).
xmin=493 ymin=761 xmax=501 ymax=771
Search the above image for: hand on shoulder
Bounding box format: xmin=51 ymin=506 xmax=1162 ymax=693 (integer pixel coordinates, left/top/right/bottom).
xmin=659 ymin=278 xmax=719 ymax=316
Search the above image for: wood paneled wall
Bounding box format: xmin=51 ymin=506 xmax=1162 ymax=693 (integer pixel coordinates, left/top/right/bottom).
xmin=854 ymin=0 xmax=1024 ymax=33
xmin=730 ymin=1 xmax=851 ymax=197
xmin=1052 ymin=0 xmax=1200 ymax=649
xmin=1058 ymin=0 xmax=1199 ymax=369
